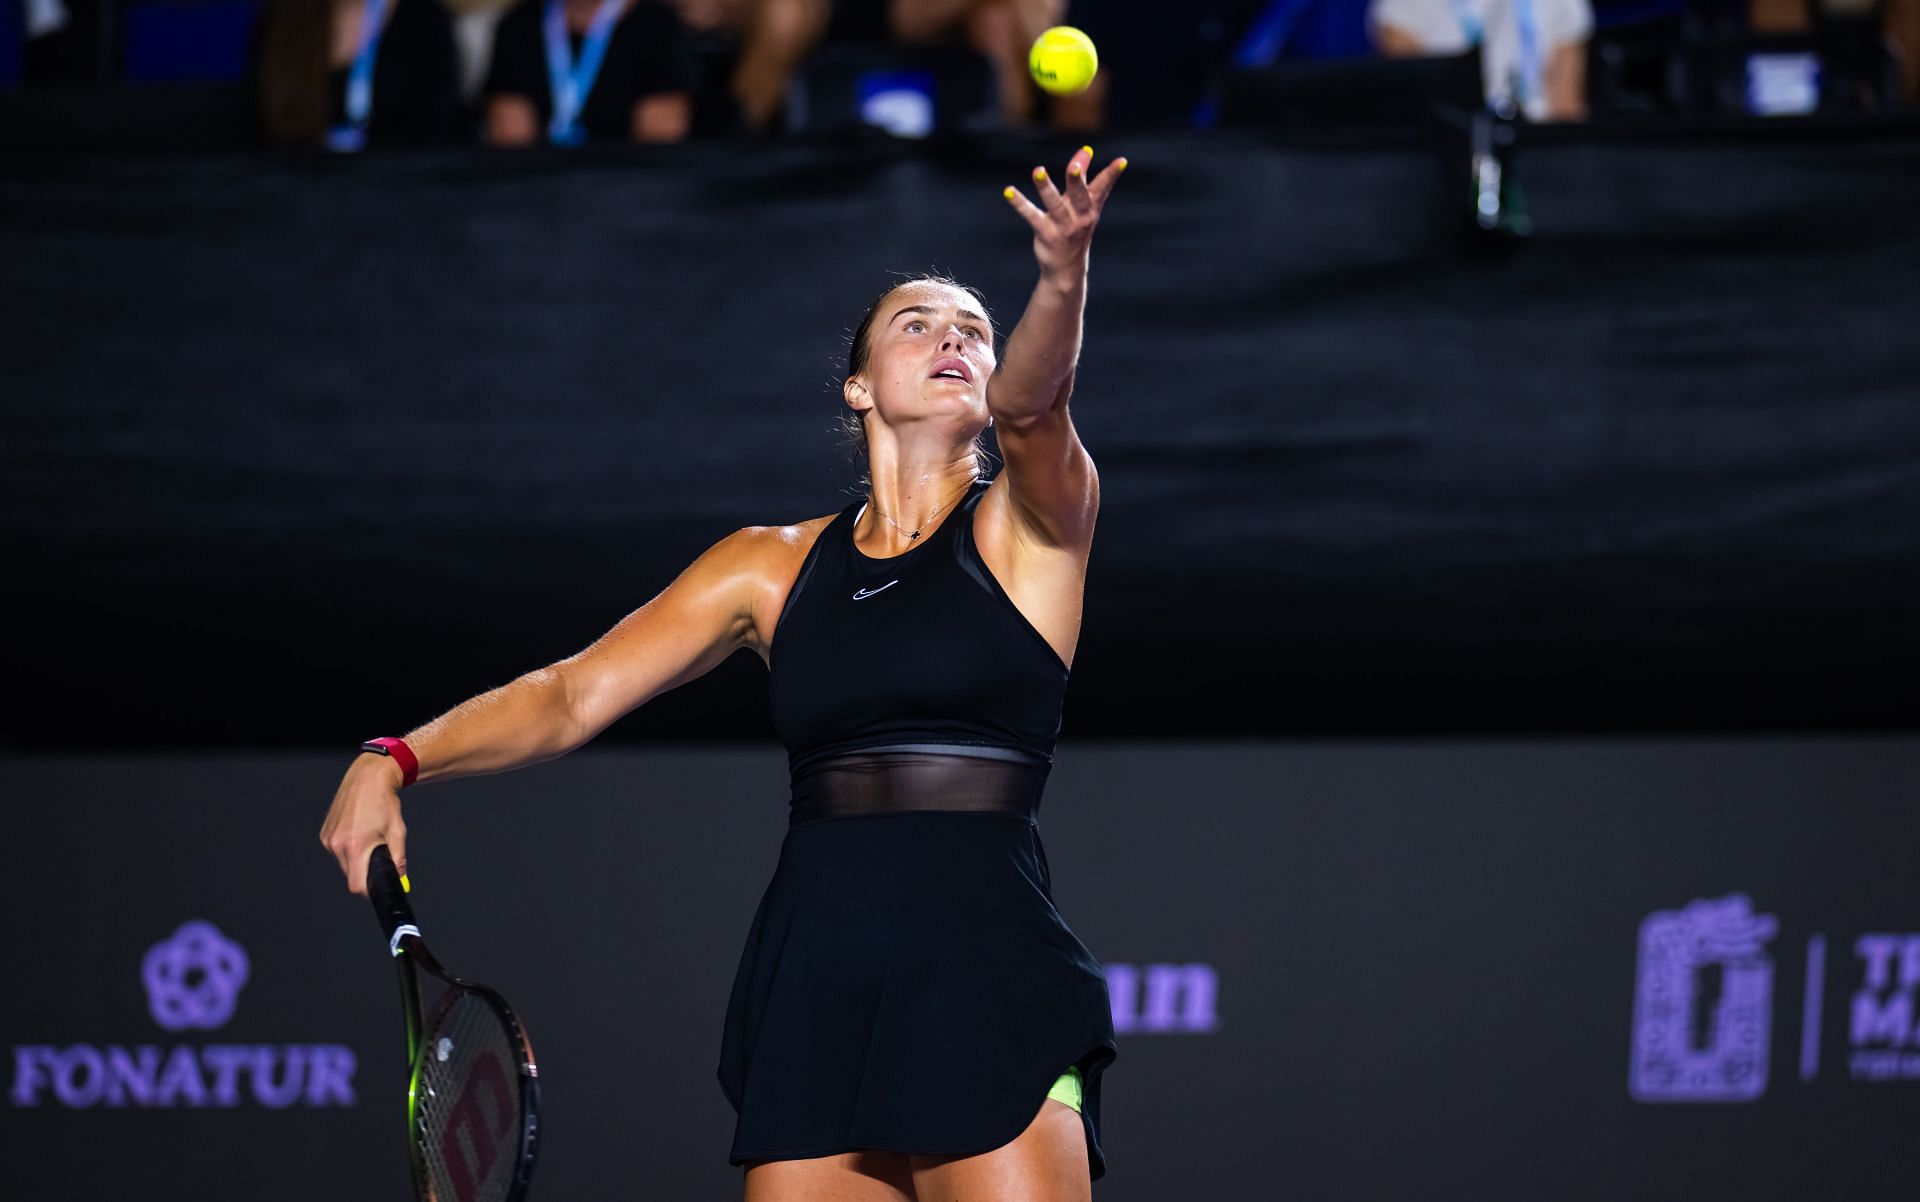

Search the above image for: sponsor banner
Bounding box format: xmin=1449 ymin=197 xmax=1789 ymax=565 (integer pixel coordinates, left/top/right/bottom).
xmin=10 ymin=920 xmax=357 ymax=1110
xmin=1107 ymin=963 xmax=1222 ymax=1035
xmin=3 ymin=742 xmax=1917 ymax=1202
xmin=1630 ymin=896 xmax=1920 ymax=1101
xmin=1848 ymin=934 xmax=1920 ymax=1082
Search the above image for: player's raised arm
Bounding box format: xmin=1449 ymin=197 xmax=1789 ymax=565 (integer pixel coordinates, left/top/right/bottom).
xmin=319 ymin=526 xmax=768 ymax=893
xmin=992 ymin=145 xmax=1125 ymax=546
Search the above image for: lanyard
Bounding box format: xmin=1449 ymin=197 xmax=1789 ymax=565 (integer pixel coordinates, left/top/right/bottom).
xmin=543 ymin=0 xmax=624 ymax=145
xmin=1451 ymin=0 xmax=1544 ymax=113
xmin=1511 ymin=0 xmax=1543 ymax=111
xmin=1448 ymin=0 xmax=1483 ymax=45
xmin=327 ymin=0 xmax=391 ymax=152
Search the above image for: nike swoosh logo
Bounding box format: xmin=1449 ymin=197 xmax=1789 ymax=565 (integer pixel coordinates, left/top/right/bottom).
xmin=851 ymin=581 xmax=899 ymax=601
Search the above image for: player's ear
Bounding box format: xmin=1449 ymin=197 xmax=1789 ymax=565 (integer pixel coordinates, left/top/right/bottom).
xmin=844 ymin=376 xmax=870 ymax=412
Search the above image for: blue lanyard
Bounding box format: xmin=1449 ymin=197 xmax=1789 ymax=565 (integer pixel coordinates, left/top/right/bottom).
xmin=542 ymin=0 xmax=624 ymax=146
xmin=1449 ymin=0 xmax=1483 ymax=45
xmin=1512 ymin=0 xmax=1543 ymax=111
xmin=1228 ymin=0 xmax=1316 ymax=67
xmin=326 ymin=0 xmax=391 ymax=152
xmin=1451 ymin=0 xmax=1544 ymax=113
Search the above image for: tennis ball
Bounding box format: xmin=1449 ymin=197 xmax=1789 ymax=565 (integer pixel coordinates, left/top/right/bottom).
xmin=1028 ymin=26 xmax=1098 ymax=97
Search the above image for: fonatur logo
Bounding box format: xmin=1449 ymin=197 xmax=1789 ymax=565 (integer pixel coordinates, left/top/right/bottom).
xmin=142 ymin=920 xmax=250 ymax=1031
xmin=10 ymin=920 xmax=357 ymax=1109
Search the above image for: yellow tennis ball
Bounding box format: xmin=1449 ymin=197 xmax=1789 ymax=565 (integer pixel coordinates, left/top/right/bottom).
xmin=1028 ymin=26 xmax=1098 ymax=97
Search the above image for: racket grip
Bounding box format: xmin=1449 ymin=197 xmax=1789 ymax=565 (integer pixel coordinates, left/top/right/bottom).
xmin=366 ymin=844 xmax=420 ymax=947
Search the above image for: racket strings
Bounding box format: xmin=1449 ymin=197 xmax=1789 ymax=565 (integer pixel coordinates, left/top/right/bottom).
xmin=417 ymin=991 xmax=524 ymax=1202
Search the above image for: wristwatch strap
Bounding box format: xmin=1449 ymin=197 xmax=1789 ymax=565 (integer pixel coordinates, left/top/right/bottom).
xmin=359 ymin=737 xmax=419 ymax=788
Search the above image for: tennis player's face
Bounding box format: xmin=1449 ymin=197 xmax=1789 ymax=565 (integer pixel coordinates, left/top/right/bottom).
xmin=861 ymin=283 xmax=996 ymax=421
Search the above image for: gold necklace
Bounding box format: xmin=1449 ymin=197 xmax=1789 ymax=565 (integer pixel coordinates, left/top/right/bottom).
xmin=866 ymin=478 xmax=973 ymax=543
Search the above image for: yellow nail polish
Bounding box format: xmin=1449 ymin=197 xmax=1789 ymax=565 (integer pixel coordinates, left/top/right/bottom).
xmin=400 ymin=873 xmax=411 ymax=893
xmin=1080 ymin=145 xmax=1094 ymax=158
xmin=1033 ymin=167 xmax=1047 ymax=180
xmin=1003 ymin=185 xmax=1017 ymax=200
xmin=1115 ymin=158 xmax=1129 ymax=172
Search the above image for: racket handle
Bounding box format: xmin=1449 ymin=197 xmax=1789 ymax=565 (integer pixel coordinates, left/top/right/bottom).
xmin=366 ymin=844 xmax=421 ymax=949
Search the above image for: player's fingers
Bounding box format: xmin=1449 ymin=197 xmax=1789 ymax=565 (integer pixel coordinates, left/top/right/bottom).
xmin=348 ymin=839 xmax=373 ymax=896
xmin=1002 ymin=185 xmax=1048 ymax=229
xmin=389 ymin=824 xmax=409 ymax=891
xmin=1030 ymin=165 xmax=1064 ymax=211
xmin=1065 ymin=146 xmax=1095 ymax=212
xmin=1088 ymin=156 xmax=1128 ymax=206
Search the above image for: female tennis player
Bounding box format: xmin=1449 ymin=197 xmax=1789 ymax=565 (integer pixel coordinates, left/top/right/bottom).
xmin=321 ymin=143 xmax=1127 ymax=1201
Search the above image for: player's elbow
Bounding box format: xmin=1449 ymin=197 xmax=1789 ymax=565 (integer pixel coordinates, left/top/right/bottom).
xmin=551 ymin=650 xmax=653 ymax=750
xmin=527 ymin=664 xmax=592 ymax=754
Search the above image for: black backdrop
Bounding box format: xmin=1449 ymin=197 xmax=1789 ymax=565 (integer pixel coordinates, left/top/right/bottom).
xmin=4 ymin=738 xmax=1918 ymax=1199
xmin=4 ymin=128 xmax=1918 ymax=748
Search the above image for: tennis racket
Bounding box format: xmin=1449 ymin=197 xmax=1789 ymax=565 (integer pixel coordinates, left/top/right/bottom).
xmin=366 ymin=843 xmax=541 ymax=1202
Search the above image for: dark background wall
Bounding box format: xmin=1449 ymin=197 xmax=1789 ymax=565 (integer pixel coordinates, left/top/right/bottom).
xmin=4 ymin=129 xmax=1918 ymax=749
xmin=4 ymin=739 xmax=1917 ymax=1199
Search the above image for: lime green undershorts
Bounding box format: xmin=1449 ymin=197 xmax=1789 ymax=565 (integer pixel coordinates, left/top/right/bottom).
xmin=1045 ymin=1065 xmax=1084 ymax=1114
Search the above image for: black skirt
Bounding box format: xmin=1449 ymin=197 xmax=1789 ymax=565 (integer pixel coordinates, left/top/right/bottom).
xmin=717 ymin=808 xmax=1118 ymax=1179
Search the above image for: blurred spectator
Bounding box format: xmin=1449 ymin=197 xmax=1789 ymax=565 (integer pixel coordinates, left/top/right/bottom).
xmin=22 ymin=0 xmax=65 ymax=46
xmin=858 ymin=0 xmax=1071 ymax=126
xmin=1896 ymin=0 xmax=1920 ymax=99
xmin=1048 ymin=0 xmax=1106 ymax=127
xmin=1369 ymin=0 xmax=1592 ymax=119
xmin=17 ymin=0 xmax=97 ymax=83
xmin=681 ymin=0 xmax=1075 ymax=134
xmin=443 ymin=0 xmax=516 ymax=100
xmin=482 ymin=0 xmax=694 ymax=144
xmin=250 ymin=0 xmax=461 ymax=148
xmin=673 ymin=0 xmax=821 ymax=132
xmin=1748 ymin=0 xmax=1919 ymax=103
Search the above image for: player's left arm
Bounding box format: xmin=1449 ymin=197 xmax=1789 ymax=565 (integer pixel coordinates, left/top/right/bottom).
xmin=993 ymin=146 xmax=1126 ymax=548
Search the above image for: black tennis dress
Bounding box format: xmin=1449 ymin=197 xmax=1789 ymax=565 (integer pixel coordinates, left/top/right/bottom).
xmin=717 ymin=477 xmax=1119 ymax=1178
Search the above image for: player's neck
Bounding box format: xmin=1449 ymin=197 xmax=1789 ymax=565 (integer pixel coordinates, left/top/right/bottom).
xmin=862 ymin=463 xmax=978 ymax=542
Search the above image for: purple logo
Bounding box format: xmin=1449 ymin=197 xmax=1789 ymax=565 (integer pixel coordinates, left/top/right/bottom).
xmin=1848 ymin=933 xmax=1920 ymax=1081
xmin=141 ymin=921 xmax=250 ymax=1032
xmin=9 ymin=917 xmax=356 ymax=1109
xmin=1629 ymin=894 xmax=1777 ymax=1103
xmin=1107 ymin=963 xmax=1220 ymax=1034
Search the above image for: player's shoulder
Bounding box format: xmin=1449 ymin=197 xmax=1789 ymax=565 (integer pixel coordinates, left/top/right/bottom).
xmin=741 ymin=510 xmax=842 ymax=543
xmin=716 ymin=514 xmax=843 ymax=639
xmin=708 ymin=510 xmax=843 ymax=577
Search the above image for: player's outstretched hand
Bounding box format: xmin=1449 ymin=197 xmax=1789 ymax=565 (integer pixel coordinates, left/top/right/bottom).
xmin=319 ymin=755 xmax=408 ymax=896
xmin=1002 ymin=146 xmax=1126 ymax=285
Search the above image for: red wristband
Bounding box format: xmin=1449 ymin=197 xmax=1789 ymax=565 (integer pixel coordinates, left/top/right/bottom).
xmin=359 ymin=737 xmax=419 ymax=788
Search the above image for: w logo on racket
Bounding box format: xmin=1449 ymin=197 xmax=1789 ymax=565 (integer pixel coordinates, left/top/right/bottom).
xmin=141 ymin=920 xmax=251 ymax=1032
xmin=434 ymin=1049 xmax=517 ymax=1197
